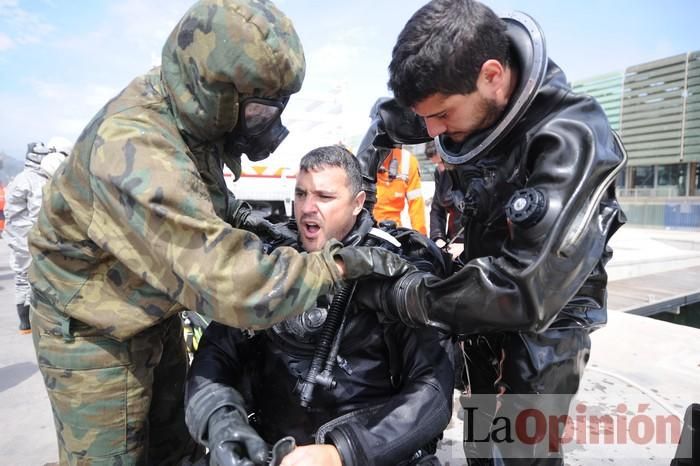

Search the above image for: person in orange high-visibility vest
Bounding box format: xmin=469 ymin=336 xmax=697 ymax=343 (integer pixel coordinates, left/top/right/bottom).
xmin=373 ymin=147 xmax=427 ymax=234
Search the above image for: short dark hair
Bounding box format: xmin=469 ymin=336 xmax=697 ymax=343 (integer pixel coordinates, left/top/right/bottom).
xmin=388 ymin=0 xmax=509 ymax=107
xmin=299 ymin=145 xmax=363 ymax=196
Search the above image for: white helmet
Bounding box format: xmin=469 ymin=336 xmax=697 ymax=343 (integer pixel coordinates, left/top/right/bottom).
xmin=47 ymin=136 xmax=74 ymax=157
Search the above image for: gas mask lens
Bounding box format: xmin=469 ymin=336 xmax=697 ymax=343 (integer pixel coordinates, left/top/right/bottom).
xmin=226 ymin=96 xmax=291 ymax=162
xmin=242 ymin=97 xmax=288 ymax=136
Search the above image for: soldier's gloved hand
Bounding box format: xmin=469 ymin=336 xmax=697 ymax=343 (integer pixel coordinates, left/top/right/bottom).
xmin=208 ymin=407 xmax=267 ymax=466
xmin=334 ymin=245 xmax=416 ymax=281
xmin=228 ymin=199 xmax=296 ymax=244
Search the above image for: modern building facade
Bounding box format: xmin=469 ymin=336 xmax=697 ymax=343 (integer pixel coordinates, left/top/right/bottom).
xmin=572 ymin=51 xmax=700 ymax=228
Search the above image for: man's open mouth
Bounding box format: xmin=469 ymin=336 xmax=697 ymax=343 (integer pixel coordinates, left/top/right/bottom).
xmin=303 ymin=221 xmax=320 ymax=236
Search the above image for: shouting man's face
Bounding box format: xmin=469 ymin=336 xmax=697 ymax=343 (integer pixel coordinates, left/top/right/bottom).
xmin=294 ymin=165 xmax=365 ymax=252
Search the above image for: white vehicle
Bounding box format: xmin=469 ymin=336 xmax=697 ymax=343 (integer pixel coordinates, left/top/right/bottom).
xmin=224 ymin=161 xmax=298 ymax=222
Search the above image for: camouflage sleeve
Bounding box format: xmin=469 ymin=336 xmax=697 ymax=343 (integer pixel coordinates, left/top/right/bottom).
xmin=86 ymin=122 xmax=342 ymax=335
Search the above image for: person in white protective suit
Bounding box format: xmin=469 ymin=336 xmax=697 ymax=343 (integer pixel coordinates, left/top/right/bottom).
xmin=4 ymin=142 xmax=67 ymax=333
xmin=47 ymin=136 xmax=73 ymax=158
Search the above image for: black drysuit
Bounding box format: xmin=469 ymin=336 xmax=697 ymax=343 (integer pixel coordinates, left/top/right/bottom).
xmin=356 ymin=13 xmax=626 ymax=465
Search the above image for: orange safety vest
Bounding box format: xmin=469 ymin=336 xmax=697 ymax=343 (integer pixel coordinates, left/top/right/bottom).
xmin=373 ymin=148 xmax=426 ymax=235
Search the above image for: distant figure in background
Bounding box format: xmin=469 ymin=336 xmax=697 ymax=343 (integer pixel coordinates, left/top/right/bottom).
xmin=426 ymin=141 xmax=462 ymax=248
xmin=0 ymin=183 xmax=5 ymax=236
xmin=4 ymin=142 xmax=66 ymax=333
xmin=48 ymin=136 xmax=74 ymax=158
xmin=373 ymin=146 xmax=427 ymax=234
xmin=0 ymin=153 xmax=5 ymax=235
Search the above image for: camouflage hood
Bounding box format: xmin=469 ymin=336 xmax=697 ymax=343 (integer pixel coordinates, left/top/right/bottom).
xmin=161 ymin=0 xmax=305 ymax=142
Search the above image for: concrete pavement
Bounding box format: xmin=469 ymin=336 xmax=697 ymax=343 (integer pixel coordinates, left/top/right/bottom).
xmin=0 ymin=238 xmax=57 ymax=465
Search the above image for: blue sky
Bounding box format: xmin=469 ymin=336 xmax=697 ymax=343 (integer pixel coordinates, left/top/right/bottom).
xmin=0 ymin=0 xmax=697 ymax=160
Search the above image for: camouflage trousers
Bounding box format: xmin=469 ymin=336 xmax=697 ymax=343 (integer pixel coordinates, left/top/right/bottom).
xmin=31 ymin=301 xmax=202 ymax=465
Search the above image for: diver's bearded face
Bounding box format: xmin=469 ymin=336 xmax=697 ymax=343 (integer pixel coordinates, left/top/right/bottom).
xmin=413 ymin=92 xmax=504 ymax=144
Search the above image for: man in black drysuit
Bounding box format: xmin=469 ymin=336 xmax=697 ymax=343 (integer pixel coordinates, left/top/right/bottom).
xmin=185 ymin=145 xmax=455 ymax=466
xmin=354 ymin=1 xmax=627 ymax=464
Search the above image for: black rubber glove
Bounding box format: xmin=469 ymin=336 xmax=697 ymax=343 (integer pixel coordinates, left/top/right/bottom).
xmin=334 ymin=245 xmax=416 ymax=281
xmin=227 ymin=198 xmax=296 ymax=245
xmin=208 ymin=407 xmax=267 ymax=466
xmin=392 ymin=228 xmax=452 ymax=276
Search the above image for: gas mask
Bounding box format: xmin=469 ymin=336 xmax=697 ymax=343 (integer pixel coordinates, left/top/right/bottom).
xmin=25 ymin=142 xmax=50 ymax=164
xmin=225 ymin=96 xmax=290 ymax=162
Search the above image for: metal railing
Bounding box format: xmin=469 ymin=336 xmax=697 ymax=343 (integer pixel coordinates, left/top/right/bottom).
xmin=618 ymin=187 xmax=685 ymax=198
xmin=619 ymin=197 xmax=700 ymax=229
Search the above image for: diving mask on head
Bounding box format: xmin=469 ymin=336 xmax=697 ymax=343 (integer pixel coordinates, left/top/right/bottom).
xmin=225 ymin=96 xmax=290 ymax=162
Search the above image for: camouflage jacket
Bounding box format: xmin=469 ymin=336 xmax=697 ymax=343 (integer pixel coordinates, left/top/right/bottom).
xmin=28 ymin=0 xmax=342 ymax=341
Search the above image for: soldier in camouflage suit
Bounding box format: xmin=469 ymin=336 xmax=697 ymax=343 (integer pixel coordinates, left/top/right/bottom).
xmin=28 ymin=1 xmax=411 ymax=464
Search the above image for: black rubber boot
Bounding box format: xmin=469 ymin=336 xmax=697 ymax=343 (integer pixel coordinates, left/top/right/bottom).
xmin=17 ymin=304 xmax=31 ymax=334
